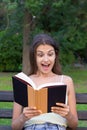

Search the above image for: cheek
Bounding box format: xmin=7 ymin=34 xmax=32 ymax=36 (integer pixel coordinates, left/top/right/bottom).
xmin=51 ymin=55 xmax=56 ymax=63
xmin=51 ymin=56 xmax=56 ymax=67
xmin=36 ymin=57 xmax=41 ymax=66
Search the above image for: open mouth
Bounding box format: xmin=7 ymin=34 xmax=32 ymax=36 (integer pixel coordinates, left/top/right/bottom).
xmin=42 ymin=64 xmax=50 ymax=67
xmin=41 ymin=64 xmax=50 ymax=70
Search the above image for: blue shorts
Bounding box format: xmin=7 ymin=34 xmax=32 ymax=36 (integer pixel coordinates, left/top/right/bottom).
xmin=24 ymin=123 xmax=66 ymax=130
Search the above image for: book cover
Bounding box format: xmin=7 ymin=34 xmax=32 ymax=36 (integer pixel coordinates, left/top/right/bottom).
xmin=12 ymin=72 xmax=67 ymax=113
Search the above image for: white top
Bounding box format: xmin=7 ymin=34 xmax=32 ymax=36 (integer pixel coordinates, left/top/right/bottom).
xmin=24 ymin=75 xmax=68 ymax=128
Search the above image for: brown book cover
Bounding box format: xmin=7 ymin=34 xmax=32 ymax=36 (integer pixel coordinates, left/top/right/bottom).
xmin=12 ymin=72 xmax=67 ymax=113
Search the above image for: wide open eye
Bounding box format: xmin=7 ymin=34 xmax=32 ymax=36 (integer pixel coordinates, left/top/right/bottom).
xmin=36 ymin=52 xmax=44 ymax=57
xmin=48 ymin=51 xmax=55 ymax=57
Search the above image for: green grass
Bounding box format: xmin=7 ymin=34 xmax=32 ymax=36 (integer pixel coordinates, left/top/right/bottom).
xmin=0 ymin=69 xmax=87 ymax=127
xmin=0 ymin=72 xmax=16 ymax=90
xmin=63 ymin=68 xmax=87 ymax=93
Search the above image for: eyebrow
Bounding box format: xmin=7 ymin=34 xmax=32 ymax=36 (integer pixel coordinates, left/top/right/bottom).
xmin=36 ymin=49 xmax=55 ymax=53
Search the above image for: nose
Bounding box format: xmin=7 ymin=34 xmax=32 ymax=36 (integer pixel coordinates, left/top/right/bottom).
xmin=43 ymin=55 xmax=49 ymax=61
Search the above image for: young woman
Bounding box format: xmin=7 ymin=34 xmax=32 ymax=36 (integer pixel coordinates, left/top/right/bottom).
xmin=12 ymin=34 xmax=78 ymax=130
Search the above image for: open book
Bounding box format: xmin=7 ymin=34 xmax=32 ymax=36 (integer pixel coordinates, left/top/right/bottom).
xmin=12 ymin=72 xmax=67 ymax=113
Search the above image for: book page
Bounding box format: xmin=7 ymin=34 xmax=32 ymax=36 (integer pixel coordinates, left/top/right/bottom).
xmin=14 ymin=72 xmax=66 ymax=90
xmin=28 ymin=85 xmax=48 ymax=113
xmin=14 ymin=72 xmax=36 ymax=89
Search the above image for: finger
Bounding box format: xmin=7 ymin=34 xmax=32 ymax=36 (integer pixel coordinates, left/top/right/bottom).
xmin=51 ymin=108 xmax=68 ymax=117
xmin=23 ymin=109 xmax=42 ymax=119
xmin=23 ymin=107 xmax=42 ymax=115
xmin=26 ymin=106 xmax=37 ymax=110
xmin=51 ymin=105 xmax=70 ymax=117
xmin=56 ymin=103 xmax=66 ymax=108
xmin=23 ymin=107 xmax=37 ymax=113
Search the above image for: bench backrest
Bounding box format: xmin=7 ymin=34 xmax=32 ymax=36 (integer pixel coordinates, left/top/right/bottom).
xmin=0 ymin=91 xmax=87 ymax=130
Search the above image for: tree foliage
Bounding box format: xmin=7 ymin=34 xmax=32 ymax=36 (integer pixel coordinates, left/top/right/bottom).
xmin=25 ymin=0 xmax=87 ymax=65
xmin=0 ymin=0 xmax=24 ymax=71
xmin=0 ymin=0 xmax=87 ymax=71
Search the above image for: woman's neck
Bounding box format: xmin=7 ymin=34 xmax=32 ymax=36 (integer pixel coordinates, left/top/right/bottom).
xmin=36 ymin=71 xmax=56 ymax=78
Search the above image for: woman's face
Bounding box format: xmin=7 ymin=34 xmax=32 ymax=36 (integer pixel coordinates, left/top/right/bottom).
xmin=36 ymin=44 xmax=56 ymax=75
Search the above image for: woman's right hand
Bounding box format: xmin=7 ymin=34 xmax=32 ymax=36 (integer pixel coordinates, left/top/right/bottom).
xmin=22 ymin=107 xmax=42 ymax=121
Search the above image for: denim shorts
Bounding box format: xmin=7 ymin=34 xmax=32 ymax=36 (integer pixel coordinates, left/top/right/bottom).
xmin=24 ymin=123 xmax=66 ymax=130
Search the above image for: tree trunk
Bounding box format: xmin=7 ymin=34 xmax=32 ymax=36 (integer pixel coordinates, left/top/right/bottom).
xmin=22 ymin=9 xmax=32 ymax=75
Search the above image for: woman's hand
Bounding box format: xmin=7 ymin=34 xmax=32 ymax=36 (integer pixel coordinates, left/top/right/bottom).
xmin=51 ymin=103 xmax=70 ymax=118
xmin=22 ymin=107 xmax=42 ymax=121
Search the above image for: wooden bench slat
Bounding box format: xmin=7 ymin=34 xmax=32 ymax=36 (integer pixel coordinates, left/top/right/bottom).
xmin=0 ymin=109 xmax=13 ymax=118
xmin=0 ymin=91 xmax=13 ymax=102
xmin=77 ymin=111 xmax=87 ymax=120
xmin=0 ymin=126 xmax=25 ymax=130
xmin=76 ymin=93 xmax=87 ymax=104
xmin=67 ymin=127 xmax=87 ymax=130
xmin=76 ymin=128 xmax=87 ymax=130
xmin=0 ymin=109 xmax=87 ymax=121
xmin=0 ymin=126 xmax=12 ymax=130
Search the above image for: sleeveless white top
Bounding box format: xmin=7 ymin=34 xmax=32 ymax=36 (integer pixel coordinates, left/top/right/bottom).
xmin=24 ymin=75 xmax=68 ymax=128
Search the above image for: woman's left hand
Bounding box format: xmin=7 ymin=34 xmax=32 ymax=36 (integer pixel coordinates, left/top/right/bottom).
xmin=51 ymin=103 xmax=70 ymax=118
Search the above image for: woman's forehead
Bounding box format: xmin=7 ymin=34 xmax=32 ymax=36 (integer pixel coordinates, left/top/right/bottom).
xmin=36 ymin=44 xmax=54 ymax=51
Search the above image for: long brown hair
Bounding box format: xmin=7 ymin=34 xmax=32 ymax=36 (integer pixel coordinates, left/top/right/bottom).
xmin=29 ymin=33 xmax=62 ymax=75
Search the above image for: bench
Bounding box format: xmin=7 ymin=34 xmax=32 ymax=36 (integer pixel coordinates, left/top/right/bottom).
xmin=0 ymin=91 xmax=87 ymax=130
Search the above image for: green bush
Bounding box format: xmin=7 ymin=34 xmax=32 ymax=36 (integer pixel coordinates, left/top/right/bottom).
xmin=0 ymin=31 xmax=22 ymax=72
